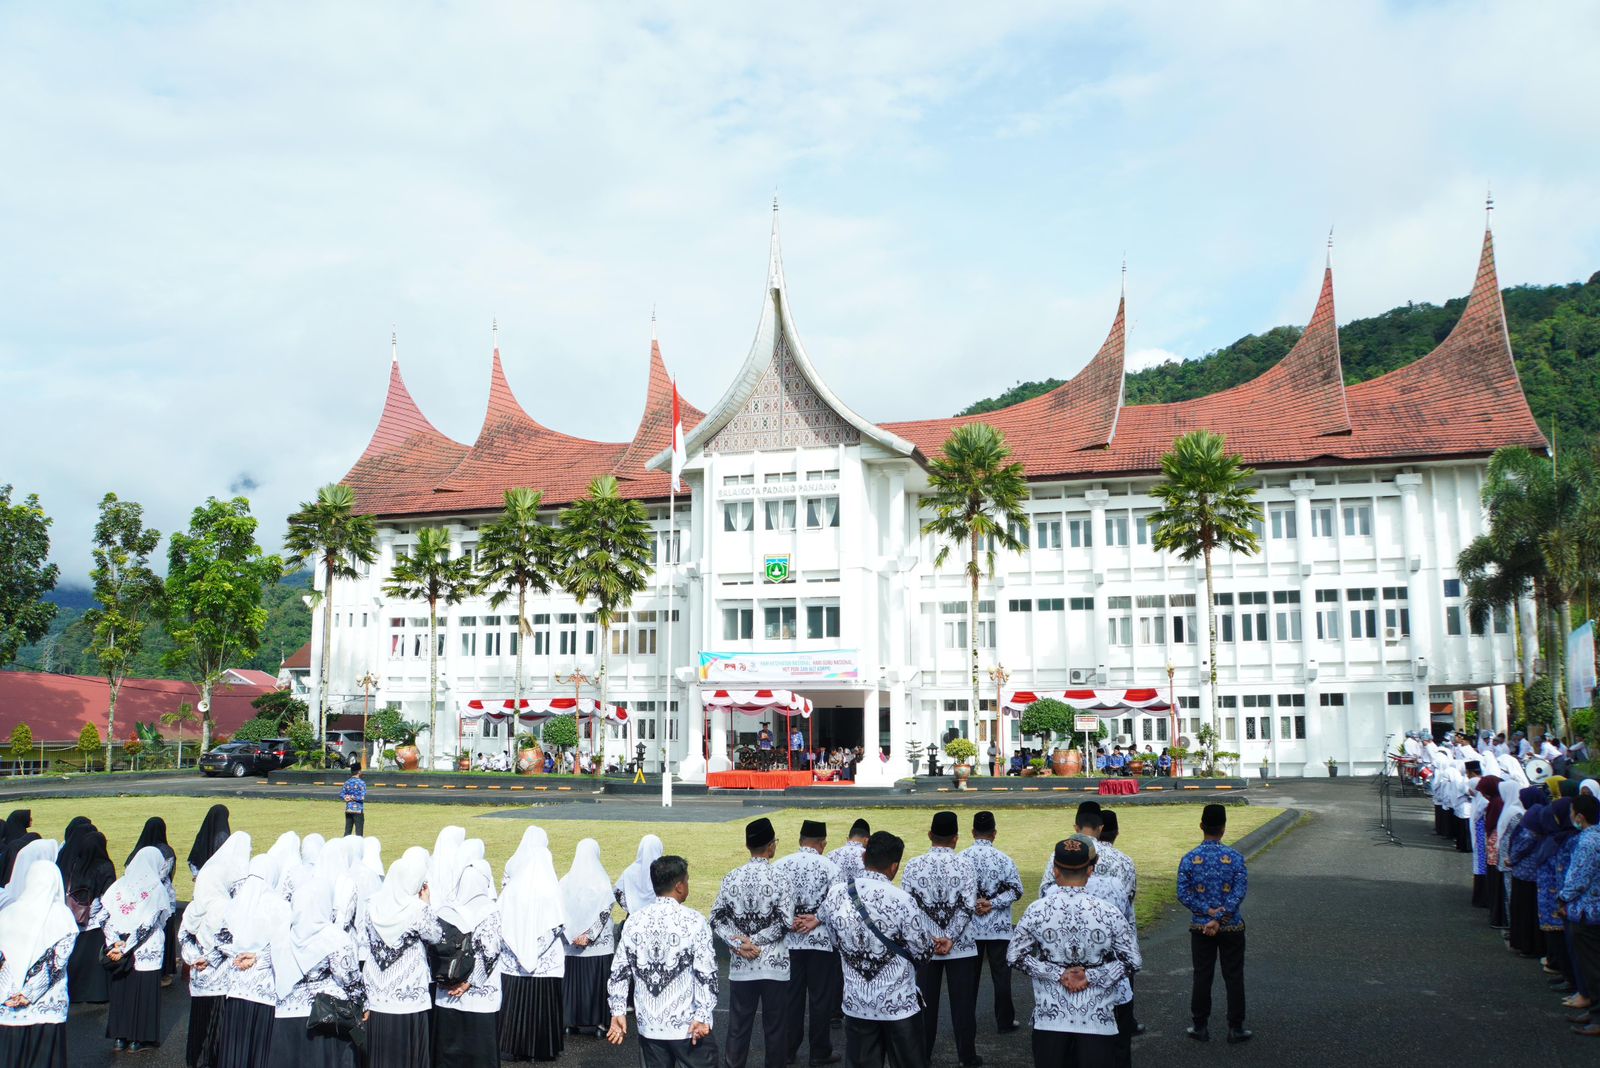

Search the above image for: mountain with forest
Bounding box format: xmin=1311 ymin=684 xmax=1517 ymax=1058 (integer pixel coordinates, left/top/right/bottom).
xmin=960 ymin=271 xmax=1600 ymax=454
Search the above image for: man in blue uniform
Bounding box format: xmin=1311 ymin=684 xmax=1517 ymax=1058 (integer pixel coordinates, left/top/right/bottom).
xmin=1176 ymin=804 xmax=1251 ymax=1044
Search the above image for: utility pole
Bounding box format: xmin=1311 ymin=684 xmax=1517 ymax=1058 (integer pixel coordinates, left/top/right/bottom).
xmin=987 ymin=663 xmax=1010 ymax=776
xmin=356 ymin=671 xmax=380 ymax=770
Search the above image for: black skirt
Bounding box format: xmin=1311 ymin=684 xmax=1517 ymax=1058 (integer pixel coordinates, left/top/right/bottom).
xmin=163 ymin=909 xmax=182 ymax=978
xmin=366 ymin=1009 xmax=430 ymax=1068
xmin=0 ymin=1023 xmax=67 ymax=1068
xmin=1454 ymin=814 xmax=1471 ymax=853
xmin=563 ymin=952 xmax=612 ymax=1031
xmin=67 ymin=929 xmax=109 ymax=1004
xmin=266 ymin=1016 xmax=357 ymax=1068
xmin=1488 ymin=870 xmax=1508 ymax=927
xmin=500 ymin=974 xmax=565 ymax=1061
xmin=1471 ymin=873 xmax=1487 ymax=908
xmin=435 ymin=1006 xmax=499 ymax=1068
xmin=215 ymin=999 xmax=275 ymax=1068
xmin=188 ymin=994 xmax=223 ymax=1068
xmin=105 ymin=967 xmax=162 ymax=1044
xmin=1509 ymin=877 xmax=1544 ymax=955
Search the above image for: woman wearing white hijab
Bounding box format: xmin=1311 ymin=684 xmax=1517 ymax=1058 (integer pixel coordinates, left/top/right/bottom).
xmin=499 ymin=839 xmax=567 ymax=1061
xmin=363 ymin=846 xmax=444 ymax=1068
xmin=502 ymin=826 xmax=549 ymax=887
xmin=562 ymin=837 xmax=617 ymax=1037
xmin=0 ymin=863 xmax=78 ymax=1067
xmin=617 ymin=834 xmax=664 ymax=915
xmin=280 ymin=833 xmax=326 ymax=905
xmin=267 ymin=873 xmax=363 ymax=1068
xmin=427 ymin=826 xmax=466 ymax=910
xmin=433 ymin=848 xmax=502 ymax=1068
xmin=1580 ymin=779 xmax=1600 ymax=800
xmin=1497 ymin=752 xmax=1529 ymax=787
xmin=1494 ymin=779 xmax=1525 ymax=933
xmin=99 ymin=845 xmax=174 ymax=1053
xmin=0 ymin=839 xmax=58 ymax=910
xmin=179 ymin=831 xmax=252 ymax=1068
xmin=215 ymin=855 xmax=289 ymax=1068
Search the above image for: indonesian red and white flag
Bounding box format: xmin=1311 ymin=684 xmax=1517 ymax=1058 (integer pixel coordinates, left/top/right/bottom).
xmin=670 ymin=377 xmax=686 ymax=493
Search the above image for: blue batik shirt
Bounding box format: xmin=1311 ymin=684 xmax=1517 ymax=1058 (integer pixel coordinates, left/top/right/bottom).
xmin=342 ymin=776 xmax=367 ymax=813
xmin=1558 ymin=826 xmax=1600 ymax=925
xmin=1176 ymin=840 xmax=1247 ymax=932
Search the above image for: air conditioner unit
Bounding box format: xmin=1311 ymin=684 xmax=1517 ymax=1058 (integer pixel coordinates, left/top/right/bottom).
xmin=1095 ymin=664 xmax=1109 ymax=684
xmin=1383 ymin=626 xmax=1401 ymax=643
xmin=1069 ymin=667 xmax=1094 ymax=685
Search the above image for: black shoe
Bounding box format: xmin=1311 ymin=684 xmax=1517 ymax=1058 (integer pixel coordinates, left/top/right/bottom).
xmin=127 ymin=1043 xmax=150 ymax=1054
xmin=1227 ymin=1027 xmax=1254 ymax=1044
xmin=1186 ymin=1025 xmax=1210 ymax=1042
xmin=998 ymin=1023 xmax=1021 ymax=1034
xmin=810 ymin=1058 xmax=841 ymax=1067
xmin=113 ymin=1040 xmax=127 ymax=1053
xmin=1133 ymin=1023 xmax=1147 ymax=1036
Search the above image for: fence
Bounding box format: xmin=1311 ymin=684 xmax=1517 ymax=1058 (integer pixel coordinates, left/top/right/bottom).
xmin=0 ymin=741 xmax=206 ymax=777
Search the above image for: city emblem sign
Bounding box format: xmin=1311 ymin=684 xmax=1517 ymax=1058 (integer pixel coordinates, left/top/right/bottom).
xmin=764 ymin=555 xmax=791 ymax=583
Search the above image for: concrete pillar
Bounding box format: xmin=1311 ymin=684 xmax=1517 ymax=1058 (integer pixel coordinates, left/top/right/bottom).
xmin=884 ymin=682 xmax=912 ymax=781
xmin=856 ymin=689 xmax=888 ymax=784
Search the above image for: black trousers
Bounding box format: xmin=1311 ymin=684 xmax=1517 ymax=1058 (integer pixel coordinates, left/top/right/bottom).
xmin=641 ymin=1033 xmax=721 ymax=1068
xmin=1111 ymin=1000 xmax=1134 ymax=1068
xmin=916 ymin=955 xmax=977 ymax=1064
xmin=343 ymin=812 xmax=365 ymax=836
xmin=1189 ymin=929 xmax=1246 ymax=1028
xmin=973 ymin=939 xmax=1015 ymax=1030
xmin=1572 ymin=924 xmax=1600 ymax=1001
xmin=843 ymin=1014 xmax=925 ymax=1068
xmin=1029 ymin=1027 xmax=1115 ymax=1068
xmin=786 ymin=950 xmax=840 ymax=1064
xmin=724 ymin=979 xmax=787 ymax=1068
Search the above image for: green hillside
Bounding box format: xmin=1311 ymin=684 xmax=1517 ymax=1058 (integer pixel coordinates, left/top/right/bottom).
xmin=960 ymin=271 xmax=1600 ymax=452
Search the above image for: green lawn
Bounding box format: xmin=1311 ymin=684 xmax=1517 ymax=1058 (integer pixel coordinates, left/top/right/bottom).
xmin=20 ymin=797 xmax=1280 ymax=927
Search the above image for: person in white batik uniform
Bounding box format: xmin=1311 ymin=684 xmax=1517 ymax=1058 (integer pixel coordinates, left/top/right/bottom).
xmin=1037 ymin=801 xmax=1106 ymax=899
xmin=711 ymin=817 xmax=795 ymax=1068
xmin=1009 ymin=836 xmax=1140 ymax=1068
xmin=960 ymin=811 xmax=1023 ymax=1034
xmin=828 ymin=819 xmax=871 ymax=883
xmin=899 ymin=811 xmax=980 ymax=1067
xmin=774 ymin=819 xmax=843 ymax=1067
xmin=0 ymin=862 xmax=78 ymax=1068
xmin=606 ymin=854 xmax=720 ymax=1068
xmin=818 ymin=831 xmax=932 ymax=1068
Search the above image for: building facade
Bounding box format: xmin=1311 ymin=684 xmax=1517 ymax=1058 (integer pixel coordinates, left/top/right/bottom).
xmin=314 ymin=208 xmax=1547 ymax=780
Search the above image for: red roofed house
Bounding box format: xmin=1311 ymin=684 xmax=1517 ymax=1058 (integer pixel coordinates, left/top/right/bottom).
xmin=306 ymin=203 xmax=1542 ymax=779
xmin=0 ymin=671 xmax=276 ymax=753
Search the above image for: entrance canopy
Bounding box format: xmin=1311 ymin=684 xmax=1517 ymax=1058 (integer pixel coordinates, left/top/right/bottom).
xmin=459 ymin=697 xmax=627 ymax=723
xmin=702 ymin=688 xmax=814 ymax=718
xmin=1003 ymin=689 xmax=1173 ymax=715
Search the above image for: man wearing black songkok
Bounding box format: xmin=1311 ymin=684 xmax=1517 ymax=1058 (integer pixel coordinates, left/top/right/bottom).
xmin=712 ymin=817 xmax=796 ymax=1068
xmin=900 ymin=811 xmax=981 ymax=1066
xmin=776 ymin=820 xmax=843 ymax=1066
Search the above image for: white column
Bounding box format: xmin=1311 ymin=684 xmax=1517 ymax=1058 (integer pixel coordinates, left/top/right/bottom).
xmin=884 ymin=681 xmax=912 ymax=781
xmin=856 ymin=689 xmax=887 ymax=784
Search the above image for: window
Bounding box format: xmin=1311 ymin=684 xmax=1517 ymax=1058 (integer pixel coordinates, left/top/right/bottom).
xmin=1037 ymin=597 xmax=1064 ymax=611
xmin=804 ymin=497 xmax=840 ymax=529
xmin=1008 ymin=521 xmax=1030 ymax=548
xmin=1492 ymin=605 xmax=1511 ymax=635
xmin=763 ymin=471 xmax=797 ymax=484
xmin=1319 ymin=693 xmax=1345 ymax=708
xmin=610 ymin=628 xmax=630 ymax=655
xmin=804 ymin=468 xmax=839 ymax=481
xmin=764 ymin=499 xmax=797 ymax=531
xmin=1273 ymin=590 xmax=1302 ymax=641
xmin=1007 ymin=598 xmax=1032 ymax=613
xmin=459 ymin=616 xmax=477 ymax=657
xmin=657 ymin=529 xmax=682 ymax=564
xmin=530 ymin=613 xmax=550 ymax=656
xmin=1248 ymin=515 xmax=1265 ymax=541
xmin=1382 ymin=586 xmax=1410 ymax=638
xmin=1270 ymin=507 xmax=1297 ymax=540
xmin=1070 ymin=597 xmax=1095 ymax=611
xmin=1347 ymin=587 xmax=1378 ymax=639
xmin=1470 ymin=611 xmax=1487 ymax=637
xmin=764 ymin=605 xmax=797 ymax=640
xmin=1342 ymin=503 xmax=1373 ymax=537
xmin=388 ymin=617 xmax=406 ymax=659
xmin=1443 ymin=578 xmax=1463 ymax=598
xmin=1068 ymin=517 xmax=1093 ymax=548
xmin=583 ymin=613 xmax=597 ymax=655
xmin=1445 ymin=606 xmax=1463 ymax=636
xmin=722 ymin=474 xmax=753 ymax=486
xmin=805 ymin=604 xmax=840 ymax=639
xmin=1243 ymin=692 xmax=1271 ymax=740
xmin=943 ymin=618 xmax=968 ymax=649
xmin=482 ymin=617 xmax=503 ymax=657
xmin=723 ymin=501 xmax=754 ymax=532
xmin=1135 ymin=514 xmax=1154 ymax=545
xmin=1315 ymin=589 xmax=1341 ymax=640
xmin=1035 ymin=517 xmax=1062 ymax=549
xmin=1386 ymin=691 xmax=1414 ymax=706
xmin=977 ymin=601 xmax=996 ymax=648
xmin=722 ymin=606 xmax=754 ymax=641
xmin=1170 ymin=593 xmax=1197 ymax=644
xmin=1215 ymin=592 xmax=1235 ymax=643
xmin=1239 ymin=591 xmax=1268 ymax=642
xmin=1107 ymin=595 xmax=1132 ymax=646
xmin=1136 ymin=593 xmax=1166 ymax=645
xmin=1277 ymin=695 xmax=1308 ymax=740
xmin=1310 ymin=505 xmax=1335 ymax=538
xmin=1104 ymin=515 xmax=1129 ymax=547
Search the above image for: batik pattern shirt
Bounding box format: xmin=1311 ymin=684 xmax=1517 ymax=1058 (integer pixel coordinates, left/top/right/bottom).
xmin=435 ymin=911 xmax=504 ymax=1013
xmin=564 ymin=905 xmax=615 ymax=959
xmin=275 ymin=941 xmax=364 ymax=1019
xmin=1509 ymin=821 xmax=1543 ymax=883
xmin=0 ymin=933 xmax=73 ymax=1026
xmin=774 ymin=847 xmax=842 ymax=952
xmin=900 ymin=847 xmax=977 ymax=959
xmin=1472 ymin=817 xmax=1488 ymax=877
xmin=1084 ymin=874 xmax=1135 ymax=1006
xmin=503 ymin=926 xmax=566 ymax=979
xmin=1539 ymin=836 xmax=1579 ymax=930
xmin=828 ymin=842 xmax=866 ymax=884
xmin=363 ymin=908 xmax=445 ymax=1013
xmin=711 ymin=858 xmax=795 ymax=981
xmin=818 ymin=873 xmax=932 ymax=1022
xmin=1007 ymin=886 xmax=1138 ymax=1036
xmin=93 ymin=898 xmax=171 ymax=973
xmin=1175 ymin=841 xmax=1247 ymax=931
xmin=961 ymin=840 xmax=1023 ymax=941
xmin=1560 ymin=826 xmax=1600 ymax=924
xmin=179 ymin=920 xmax=231 ymax=997
xmin=607 ymin=897 xmax=718 ymax=1041
xmin=214 ymin=932 xmax=277 ymax=1005
xmin=1498 ymin=812 xmax=1525 ymax=873
xmin=1092 ymin=844 xmax=1137 ymax=921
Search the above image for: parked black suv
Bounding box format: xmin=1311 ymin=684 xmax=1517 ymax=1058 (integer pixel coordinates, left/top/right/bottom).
xmin=199 ymin=739 xmax=298 ymax=777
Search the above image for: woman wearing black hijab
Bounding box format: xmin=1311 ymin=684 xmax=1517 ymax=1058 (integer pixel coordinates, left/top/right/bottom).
xmin=0 ymin=809 xmax=40 ymax=883
xmin=129 ymin=817 xmax=181 ymax=983
xmin=187 ymin=806 xmax=231 ymax=880
xmin=57 ymin=826 xmax=117 ymax=1004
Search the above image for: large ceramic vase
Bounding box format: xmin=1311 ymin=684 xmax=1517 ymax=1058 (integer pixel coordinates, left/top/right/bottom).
xmin=1050 ymin=748 xmax=1075 ymax=777
xmin=953 ymin=763 xmax=972 ymax=788
xmin=1061 ymin=748 xmax=1084 ymax=776
xmin=395 ymin=745 xmax=421 ymax=771
xmin=518 ymin=745 xmax=544 ymax=775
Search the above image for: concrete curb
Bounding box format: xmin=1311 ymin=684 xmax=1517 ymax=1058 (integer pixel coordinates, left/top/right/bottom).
xmin=1229 ymin=806 xmax=1304 ymax=860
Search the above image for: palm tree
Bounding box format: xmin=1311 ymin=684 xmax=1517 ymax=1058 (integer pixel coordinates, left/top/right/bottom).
xmin=284 ymin=483 xmax=379 ymax=741
xmin=160 ymin=701 xmax=200 ymax=768
xmin=478 ymin=488 xmax=561 ymax=764
xmin=1149 ymin=430 xmax=1263 ymax=756
xmin=556 ymin=476 xmax=654 ymax=769
xmin=921 ymin=423 xmax=1029 ymax=746
xmin=383 ymin=526 xmax=479 ymax=766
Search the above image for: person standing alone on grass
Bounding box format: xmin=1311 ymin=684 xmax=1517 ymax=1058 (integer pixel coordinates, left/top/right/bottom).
xmin=342 ymin=767 xmax=367 ymax=836
xmin=1176 ymin=804 xmax=1251 ymax=1044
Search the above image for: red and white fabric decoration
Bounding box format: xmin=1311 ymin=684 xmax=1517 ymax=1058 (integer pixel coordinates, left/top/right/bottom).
xmin=1002 ymin=689 xmax=1173 ymax=715
xmin=701 ymin=689 xmax=813 ymax=718
xmin=670 ymin=377 xmax=686 ymax=493
xmin=459 ymin=697 xmax=627 ymax=723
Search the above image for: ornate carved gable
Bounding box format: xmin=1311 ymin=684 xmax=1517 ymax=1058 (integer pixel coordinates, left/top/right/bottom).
xmin=706 ymin=331 xmax=861 ymax=454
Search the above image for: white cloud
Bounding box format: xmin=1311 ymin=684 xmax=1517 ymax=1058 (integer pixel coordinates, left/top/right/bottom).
xmin=1127 ymin=347 xmax=1186 ymax=373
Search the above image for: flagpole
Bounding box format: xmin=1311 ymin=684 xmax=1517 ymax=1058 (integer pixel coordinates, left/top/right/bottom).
xmin=662 ymin=481 xmax=674 ymax=802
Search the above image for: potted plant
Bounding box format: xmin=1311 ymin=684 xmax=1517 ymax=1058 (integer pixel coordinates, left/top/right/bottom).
xmin=1259 ymin=755 xmax=1270 ymax=780
xmin=371 ymin=709 xmax=424 ymax=770
xmin=1020 ymin=698 xmax=1078 ymax=775
xmin=540 ymin=715 xmax=579 ymax=774
xmin=945 ymin=737 xmax=978 ymax=787
xmin=381 ymin=747 xmax=397 ymax=770
xmin=515 ymin=730 xmax=544 ymax=774
xmin=1025 ymin=757 xmax=1045 ymax=777
xmin=1326 ymin=756 xmax=1339 ymax=778
xmin=1167 ymin=745 xmax=1189 ymax=778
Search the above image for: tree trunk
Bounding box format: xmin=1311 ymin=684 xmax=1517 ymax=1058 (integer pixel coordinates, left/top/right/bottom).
xmin=105 ymin=679 xmax=119 ymax=773
xmin=427 ymin=598 xmax=439 ymax=768
xmin=1555 ymin=598 xmax=1572 ymax=741
xmin=318 ymin=557 xmax=336 ymax=744
xmin=968 ymin=533 xmax=981 ymax=752
xmin=599 ymin=623 xmax=610 ymax=772
xmin=1204 ymin=540 xmax=1218 ymax=772
xmin=200 ymin=680 xmax=214 ymax=754
xmin=511 ymin=583 xmax=526 ymax=767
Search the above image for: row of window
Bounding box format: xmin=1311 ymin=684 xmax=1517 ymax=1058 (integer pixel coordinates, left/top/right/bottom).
xmin=387 ymin=611 xmax=680 ymax=660
xmin=722 ymin=602 xmax=841 ymax=641
xmin=722 ymin=496 xmax=841 ymax=533
xmin=993 ymin=501 xmax=1381 ymax=552
xmin=721 ymin=469 xmax=839 ymax=486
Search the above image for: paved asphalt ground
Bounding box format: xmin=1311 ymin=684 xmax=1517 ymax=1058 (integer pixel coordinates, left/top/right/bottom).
xmin=55 ymin=778 xmax=1598 ymax=1066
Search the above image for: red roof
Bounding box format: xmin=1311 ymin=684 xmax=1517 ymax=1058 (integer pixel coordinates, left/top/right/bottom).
xmin=0 ymin=672 xmax=275 ymax=743
xmin=281 ymin=641 xmax=312 ymax=671
xmin=223 ymin=669 xmax=280 ymax=688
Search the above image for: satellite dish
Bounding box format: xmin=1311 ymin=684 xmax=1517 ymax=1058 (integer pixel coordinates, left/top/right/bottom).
xmin=1177 ymin=735 xmax=1191 ymax=749
xmin=197 ymin=700 xmax=211 ymax=714
xmin=1526 ymin=758 xmax=1552 ymax=783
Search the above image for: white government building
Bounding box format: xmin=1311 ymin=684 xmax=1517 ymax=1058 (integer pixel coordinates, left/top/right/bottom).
xmin=312 ymin=206 xmax=1548 ymax=781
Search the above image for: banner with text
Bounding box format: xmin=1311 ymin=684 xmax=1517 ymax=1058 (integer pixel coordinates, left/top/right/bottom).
xmin=698 ymin=649 xmax=861 ymax=684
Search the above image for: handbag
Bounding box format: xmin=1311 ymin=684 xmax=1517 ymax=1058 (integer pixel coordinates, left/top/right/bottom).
xmin=67 ymin=887 xmax=94 ymax=929
xmin=99 ymin=941 xmax=135 ymax=977
xmin=429 ymin=920 xmax=476 ymax=985
xmin=308 ymin=992 xmax=366 ymax=1050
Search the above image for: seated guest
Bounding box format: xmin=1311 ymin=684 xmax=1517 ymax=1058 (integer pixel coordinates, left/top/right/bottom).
xmin=1158 ymin=748 xmax=1173 ymax=776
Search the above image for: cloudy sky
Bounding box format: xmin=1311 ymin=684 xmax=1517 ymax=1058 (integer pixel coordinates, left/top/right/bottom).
xmin=4 ymin=1 xmax=1597 ymax=583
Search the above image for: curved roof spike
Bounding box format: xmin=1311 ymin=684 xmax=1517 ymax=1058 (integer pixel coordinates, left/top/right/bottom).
xmin=352 ymin=344 xmax=464 ymax=468
xmin=767 ymin=197 xmax=785 ymax=290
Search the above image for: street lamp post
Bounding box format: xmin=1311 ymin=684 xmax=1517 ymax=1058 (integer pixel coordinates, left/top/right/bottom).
xmin=987 ymin=663 xmax=1010 ymax=776
xmin=356 ymin=671 xmax=380 ymax=770
xmin=558 ymin=669 xmax=597 ymax=772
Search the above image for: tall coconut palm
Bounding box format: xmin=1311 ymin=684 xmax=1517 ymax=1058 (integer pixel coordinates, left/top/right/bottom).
xmin=478 ymin=488 xmax=561 ymax=764
xmin=922 ymin=423 xmax=1029 ymax=746
xmin=284 ymin=483 xmax=379 ymax=741
xmin=383 ymin=526 xmax=479 ymax=765
xmin=556 ymin=476 xmax=654 ymax=769
xmin=1149 ymin=430 xmax=1262 ymax=757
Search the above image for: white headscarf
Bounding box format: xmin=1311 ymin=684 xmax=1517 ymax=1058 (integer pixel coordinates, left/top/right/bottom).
xmin=368 ymin=846 xmax=429 ymax=947
xmin=560 ymin=839 xmax=613 ymax=939
xmin=1497 ymin=753 xmax=1529 ymax=786
xmin=0 ymin=838 xmax=58 ymax=910
xmin=1580 ymin=779 xmax=1600 ymax=800
xmin=1494 ymin=779 xmax=1524 ymax=847
xmin=439 ymin=856 xmax=497 ymax=935
xmin=271 ymin=869 xmax=348 ymax=1000
xmin=502 ymin=841 xmax=565 ymax=962
xmin=503 ymin=826 xmax=550 ymax=886
xmin=427 ymin=826 xmax=467 ymax=911
xmin=180 ymin=831 xmax=252 ymax=945
xmin=222 ymin=855 xmax=288 ymax=954
xmin=103 ymin=846 xmax=169 ymax=944
xmin=266 ymin=832 xmax=301 ymax=890
xmin=618 ymin=834 xmax=663 ymax=915
xmin=363 ymin=838 xmax=384 ymax=877
xmin=0 ymin=860 xmax=76 ymax=976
